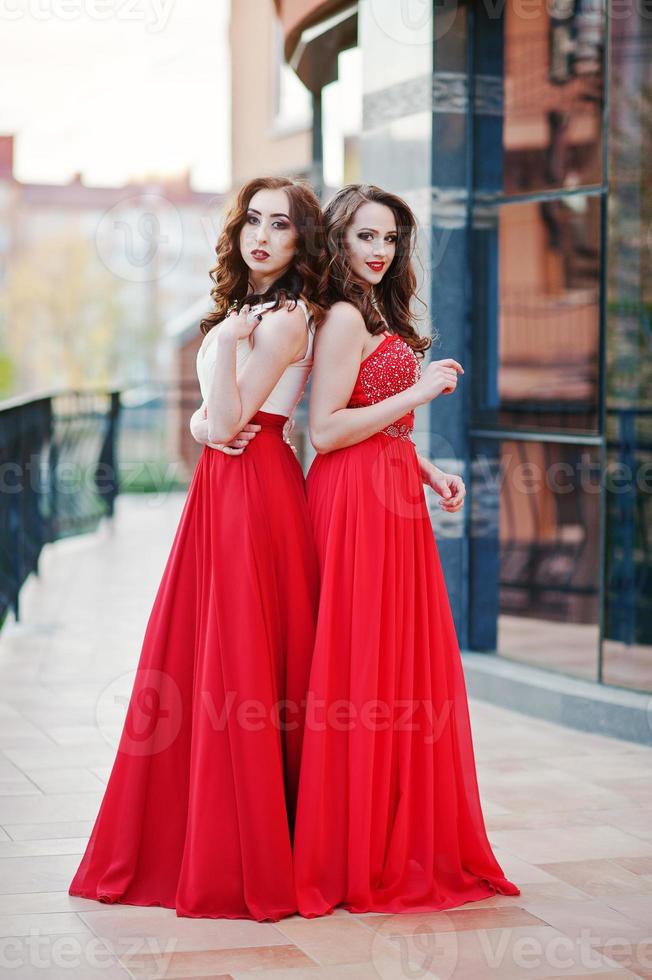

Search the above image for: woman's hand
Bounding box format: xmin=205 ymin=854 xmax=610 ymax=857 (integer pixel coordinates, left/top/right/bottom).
xmin=219 ymin=303 xmax=263 ymax=343
xmin=190 ymin=404 xmax=260 ymax=455
xmin=412 ymin=358 xmax=464 ymax=405
xmin=418 ymin=456 xmax=466 ymax=512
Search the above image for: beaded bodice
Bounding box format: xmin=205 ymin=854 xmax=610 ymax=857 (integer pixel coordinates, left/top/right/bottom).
xmin=348 ymin=333 xmax=420 ymax=440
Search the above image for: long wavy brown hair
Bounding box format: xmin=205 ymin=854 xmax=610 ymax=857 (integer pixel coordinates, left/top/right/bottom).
xmin=322 ymin=183 xmax=432 ymax=358
xmin=200 ymin=176 xmax=327 ymax=337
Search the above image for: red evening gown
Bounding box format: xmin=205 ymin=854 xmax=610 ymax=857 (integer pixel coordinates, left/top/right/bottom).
xmin=69 ymin=299 xmax=319 ymax=921
xmin=293 ymin=332 xmax=520 ymax=916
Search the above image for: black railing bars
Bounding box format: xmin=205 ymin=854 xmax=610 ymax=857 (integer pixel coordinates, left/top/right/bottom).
xmin=0 ymin=388 xmax=121 ymax=627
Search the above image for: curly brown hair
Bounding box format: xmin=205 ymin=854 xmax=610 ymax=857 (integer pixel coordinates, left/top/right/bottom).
xmin=200 ymin=176 xmax=327 ymax=337
xmin=322 ymin=183 xmax=432 ymax=358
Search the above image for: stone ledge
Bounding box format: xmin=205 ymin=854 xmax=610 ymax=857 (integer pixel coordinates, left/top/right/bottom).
xmin=462 ymin=651 xmax=652 ymax=747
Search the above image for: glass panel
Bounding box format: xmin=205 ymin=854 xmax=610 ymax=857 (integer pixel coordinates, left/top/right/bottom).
xmin=603 ymin=15 xmax=652 ymax=693
xmin=323 ymin=47 xmax=362 ymax=189
xmin=472 ymin=195 xmax=601 ymax=433
xmin=470 ymin=436 xmax=601 ymax=681
xmin=360 ymin=0 xmax=434 ymax=90
xmin=503 ymin=0 xmax=605 ymax=194
xmin=272 ymin=15 xmax=312 ymax=130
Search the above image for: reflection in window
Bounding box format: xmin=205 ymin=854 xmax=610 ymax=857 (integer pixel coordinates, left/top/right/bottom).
xmin=498 ymin=197 xmax=600 ymax=429
xmin=491 ymin=195 xmax=600 ymax=431
xmin=503 ymin=0 xmax=604 ymax=194
xmin=470 ymin=436 xmax=601 ymax=681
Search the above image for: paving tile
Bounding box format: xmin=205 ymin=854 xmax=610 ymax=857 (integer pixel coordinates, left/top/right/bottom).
xmin=487 ymin=807 xmax=652 ymax=841
xmin=0 ymin=733 xmax=56 ymax=752
xmin=592 ymin=779 xmax=652 ymax=808
xmin=119 ymin=943 xmax=316 ymax=979
xmin=21 ymin=768 xmax=106 ymax=794
xmin=359 ymin=905 xmax=544 ymax=936
xmin=600 ymin=893 xmax=652 ymax=928
xmin=273 ymin=915 xmax=379 ymax=965
xmin=489 ymin=826 xmax=652 ymax=865
xmin=0 ymin=945 xmax=133 ymax=980
xmin=165 ymin=976 xmax=232 ymax=980
xmin=89 ymin=765 xmax=111 ymax=784
xmin=518 ymin=898 xmax=652 ymax=945
xmin=0 ymin=717 xmax=51 ymax=740
xmin=3 ymin=746 xmax=116 ymax=772
xmin=0 ymin=837 xmax=87 ymax=857
xmin=0 ymin=854 xmax=80 ymax=895
xmin=3 ymin=820 xmax=93 ymax=841
xmin=0 ymin=494 xmax=650 ymax=980
xmin=0 ymin=757 xmax=31 ymax=780
xmin=614 ymin=857 xmax=652 ymax=876
xmin=0 ymin=911 xmax=91 ymax=937
xmin=0 ymin=892 xmax=123 ymax=915
xmin=481 ymin=770 xmax=633 ymax=814
xmin=373 ymin=923 xmax=632 ymax=980
xmin=0 ymin=779 xmax=42 ymax=797
xmin=46 ymin=725 xmax=109 ymax=747
xmin=0 ymin=702 xmax=23 ymax=718
xmin=80 ymin=906 xmax=290 ymax=952
xmin=539 ymin=860 xmax=652 ymax=898
xmin=541 ymin=754 xmax=652 ymax=783
xmin=230 ymin=961 xmax=404 ymax=980
xmin=538 ymin=974 xmax=640 ymax=979
xmin=0 ymin=792 xmax=103 ymax=825
xmin=593 ymin=941 xmax=652 ymax=980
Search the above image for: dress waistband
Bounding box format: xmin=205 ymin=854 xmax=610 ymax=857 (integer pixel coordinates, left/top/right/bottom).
xmin=249 ymin=410 xmax=289 ymax=432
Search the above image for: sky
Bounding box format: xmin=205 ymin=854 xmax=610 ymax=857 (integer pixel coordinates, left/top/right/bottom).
xmin=0 ymin=0 xmax=231 ymax=192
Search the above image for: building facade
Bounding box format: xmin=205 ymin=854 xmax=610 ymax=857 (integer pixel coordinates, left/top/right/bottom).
xmin=175 ymin=0 xmax=315 ymax=474
xmin=273 ymin=0 xmax=652 ymax=699
xmin=0 ymin=134 xmax=222 ymax=397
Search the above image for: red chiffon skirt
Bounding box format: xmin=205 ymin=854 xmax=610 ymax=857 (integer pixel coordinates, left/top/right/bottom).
xmin=69 ymin=411 xmax=319 ymax=921
xmin=293 ymin=431 xmax=520 ymax=916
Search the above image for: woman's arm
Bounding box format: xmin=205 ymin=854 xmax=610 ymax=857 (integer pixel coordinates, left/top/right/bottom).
xmin=189 ymin=403 xmax=261 ymax=455
xmin=308 ymin=302 xmax=463 ymax=454
xmin=206 ymin=303 xmax=308 ymax=445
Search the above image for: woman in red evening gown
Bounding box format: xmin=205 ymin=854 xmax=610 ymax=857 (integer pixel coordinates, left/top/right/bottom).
xmin=292 ymin=183 xmax=521 ymax=916
xmin=68 ymin=176 xmax=325 ymax=921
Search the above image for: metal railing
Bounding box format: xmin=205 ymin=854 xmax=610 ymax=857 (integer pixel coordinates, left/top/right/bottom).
xmin=0 ymin=388 xmax=120 ymax=627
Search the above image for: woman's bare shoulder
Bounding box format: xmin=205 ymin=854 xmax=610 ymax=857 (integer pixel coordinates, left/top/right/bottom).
xmin=320 ymin=301 xmax=366 ymax=339
xmin=313 ymin=301 xmax=367 ymax=364
xmin=251 ymin=300 xmax=308 ymax=356
xmin=325 ymin=300 xmax=365 ymax=323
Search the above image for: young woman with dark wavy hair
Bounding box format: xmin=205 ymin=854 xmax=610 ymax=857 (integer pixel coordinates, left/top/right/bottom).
xmin=69 ymin=176 xmax=326 ymax=922
xmin=290 ymin=183 xmax=521 ymax=916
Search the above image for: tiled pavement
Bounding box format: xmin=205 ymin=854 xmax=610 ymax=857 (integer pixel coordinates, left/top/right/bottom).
xmin=1 ymin=493 xmax=651 ymax=980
